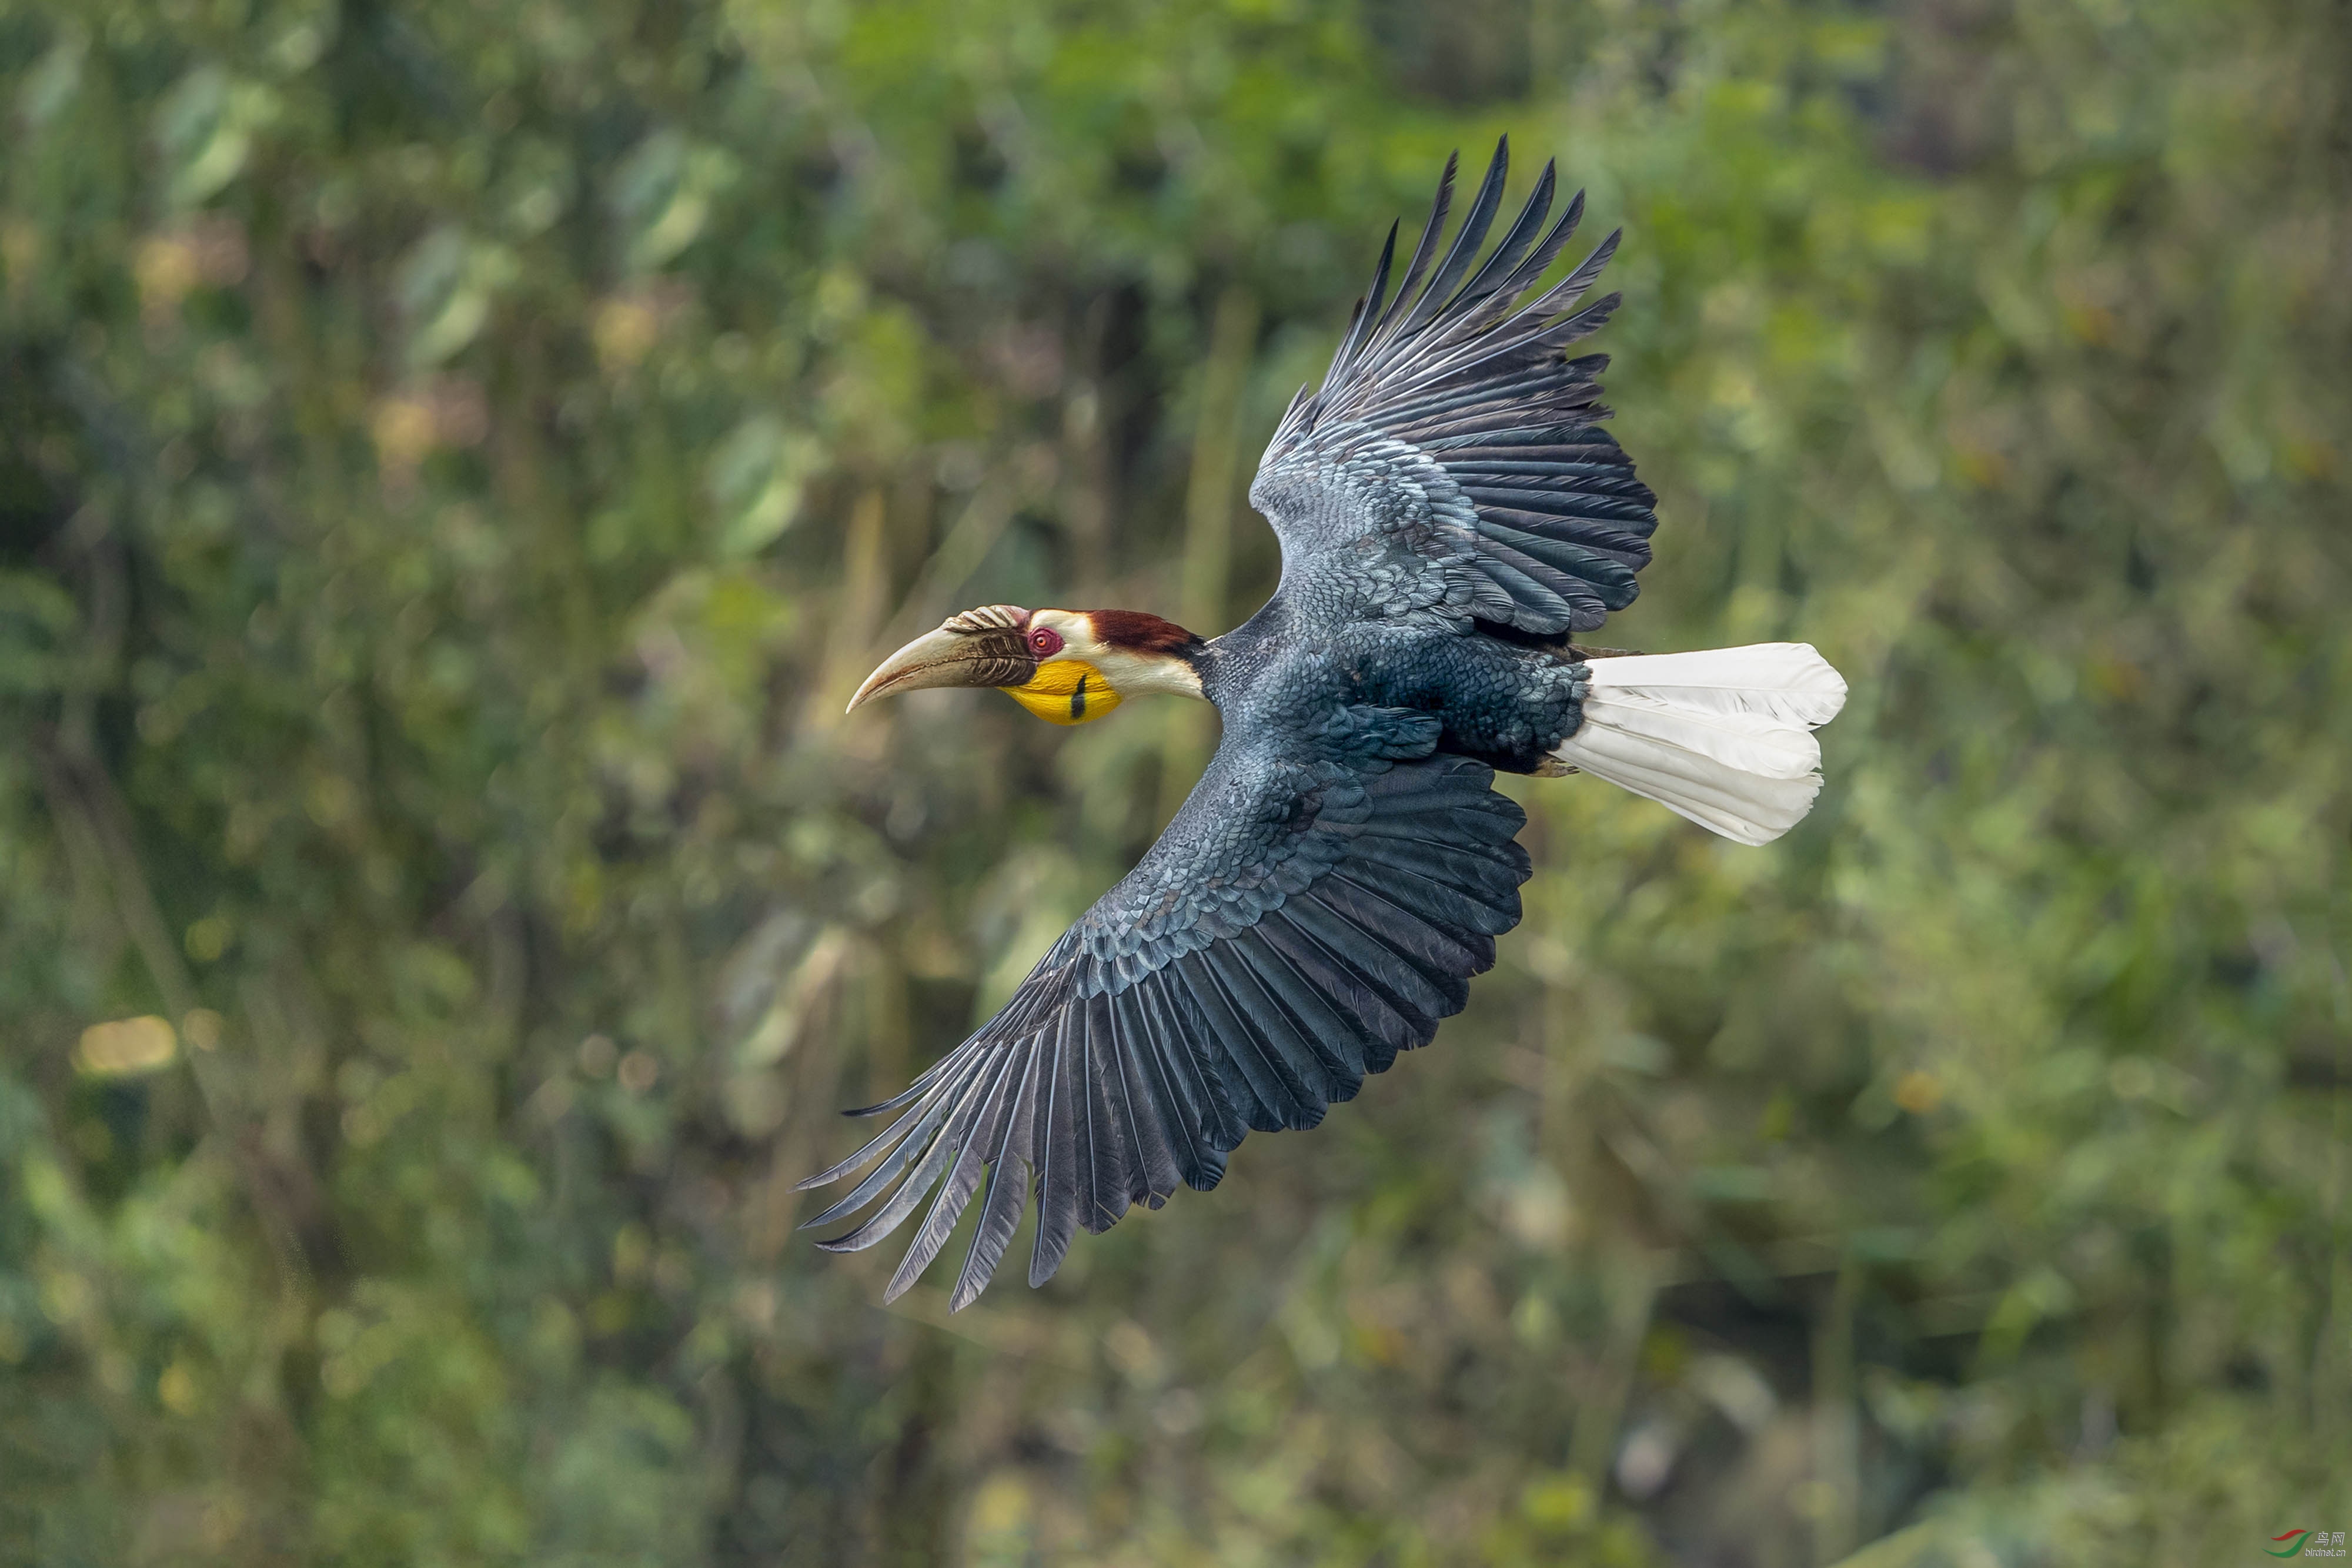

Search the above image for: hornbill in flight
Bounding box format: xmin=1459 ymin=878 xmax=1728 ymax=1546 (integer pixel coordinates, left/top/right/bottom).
xmin=806 ymin=140 xmax=1848 ymax=1309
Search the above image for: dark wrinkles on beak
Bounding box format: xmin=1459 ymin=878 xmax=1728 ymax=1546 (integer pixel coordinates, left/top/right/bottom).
xmin=847 ymin=624 xmax=1038 ymax=711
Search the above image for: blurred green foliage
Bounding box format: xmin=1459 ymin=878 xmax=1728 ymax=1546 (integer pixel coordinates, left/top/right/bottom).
xmin=1 ymin=0 xmax=2347 ymax=1563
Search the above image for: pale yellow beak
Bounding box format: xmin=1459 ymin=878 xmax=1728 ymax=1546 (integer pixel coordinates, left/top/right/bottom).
xmin=847 ymin=621 xmax=1037 ymax=713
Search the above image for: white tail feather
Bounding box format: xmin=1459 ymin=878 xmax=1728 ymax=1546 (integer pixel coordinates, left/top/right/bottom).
xmin=1552 ymin=643 xmax=1849 ymax=845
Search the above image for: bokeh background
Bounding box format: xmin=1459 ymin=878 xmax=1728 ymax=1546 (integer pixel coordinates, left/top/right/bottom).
xmin=2 ymin=0 xmax=2348 ymax=1563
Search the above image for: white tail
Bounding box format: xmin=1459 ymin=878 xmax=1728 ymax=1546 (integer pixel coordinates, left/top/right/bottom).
xmin=1551 ymin=643 xmax=1849 ymax=845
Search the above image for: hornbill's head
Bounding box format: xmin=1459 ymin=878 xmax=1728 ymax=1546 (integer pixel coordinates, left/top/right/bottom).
xmin=847 ymin=604 xmax=1205 ymax=725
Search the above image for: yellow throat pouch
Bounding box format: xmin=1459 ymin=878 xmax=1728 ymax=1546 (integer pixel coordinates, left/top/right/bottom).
xmin=1000 ymin=661 xmax=1120 ymax=725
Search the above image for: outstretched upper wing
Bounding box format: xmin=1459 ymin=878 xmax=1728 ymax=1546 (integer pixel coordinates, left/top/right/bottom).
xmin=797 ymin=707 xmax=1531 ymax=1309
xmin=1248 ymin=139 xmax=1658 ymax=639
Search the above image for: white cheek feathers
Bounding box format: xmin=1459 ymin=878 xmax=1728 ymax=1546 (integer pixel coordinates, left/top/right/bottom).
xmin=1081 ymin=643 xmax=1205 ymax=700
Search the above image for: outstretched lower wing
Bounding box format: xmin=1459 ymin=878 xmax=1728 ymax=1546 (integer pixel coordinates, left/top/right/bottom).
xmin=797 ymin=709 xmax=1531 ymax=1309
xmin=1248 ymin=138 xmax=1658 ymax=639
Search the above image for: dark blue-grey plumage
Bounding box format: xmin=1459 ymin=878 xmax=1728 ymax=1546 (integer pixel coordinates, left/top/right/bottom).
xmin=804 ymin=708 xmax=1532 ymax=1309
xmin=804 ymin=139 xmax=1658 ymax=1308
xmin=1261 ymin=137 xmax=1654 ymax=639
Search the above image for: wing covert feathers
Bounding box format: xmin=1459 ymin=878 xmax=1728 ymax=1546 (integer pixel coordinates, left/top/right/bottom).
xmin=1255 ymin=138 xmax=1659 ymax=638
xmin=799 ymin=751 xmax=1531 ymax=1309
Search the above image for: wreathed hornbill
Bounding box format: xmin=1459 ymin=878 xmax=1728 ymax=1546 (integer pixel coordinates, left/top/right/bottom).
xmin=808 ymin=141 xmax=1848 ymax=1309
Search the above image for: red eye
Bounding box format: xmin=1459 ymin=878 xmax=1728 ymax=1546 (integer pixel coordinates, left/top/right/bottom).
xmin=1028 ymin=625 xmax=1063 ymax=656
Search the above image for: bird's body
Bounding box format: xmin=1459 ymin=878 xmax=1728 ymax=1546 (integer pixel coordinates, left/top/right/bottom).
xmin=1202 ymin=600 xmax=1589 ymax=775
xmin=815 ymin=141 xmax=1849 ymax=1309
